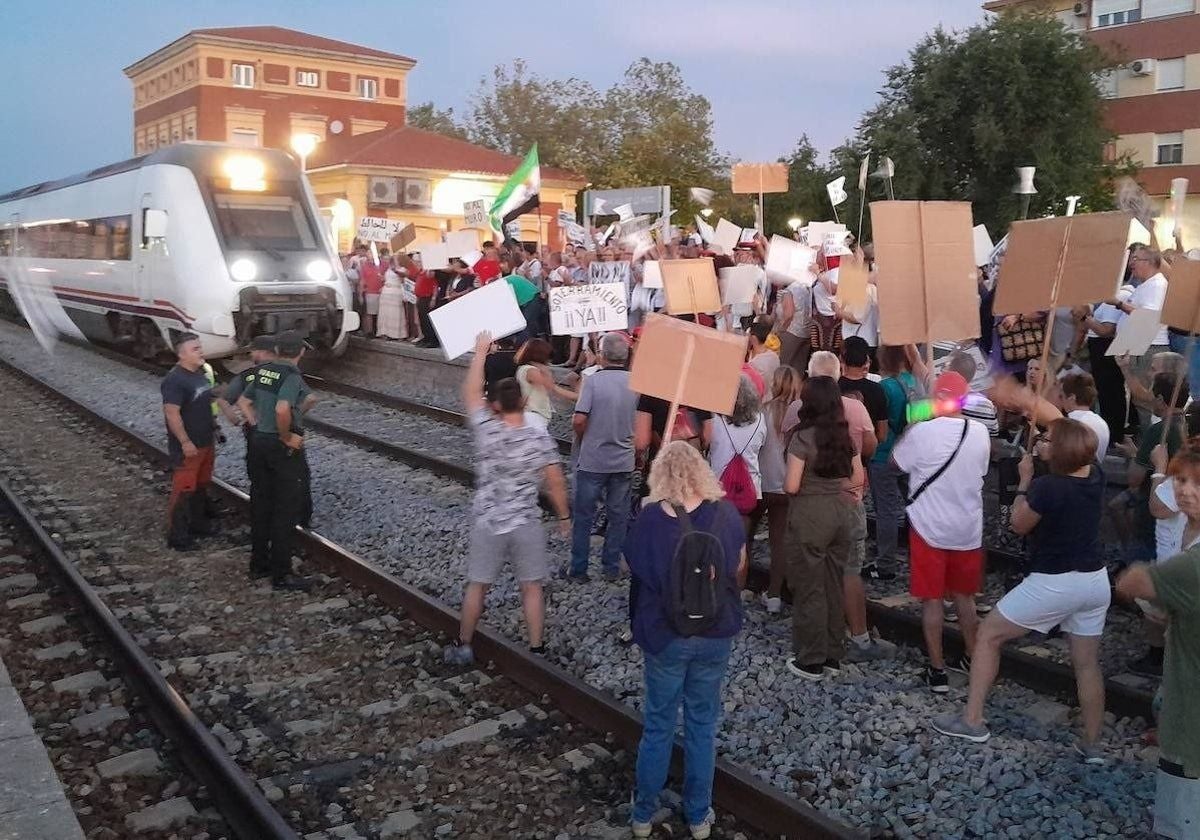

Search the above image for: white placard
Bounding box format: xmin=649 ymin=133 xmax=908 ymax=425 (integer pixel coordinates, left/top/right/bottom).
xmin=806 ymin=221 xmax=847 ymax=248
xmin=822 ymin=231 xmax=852 ymax=257
xmin=418 ymin=242 xmax=451 ymax=270
xmin=461 ymin=249 xmax=483 ymax=268
xmin=504 ymin=220 xmax=522 ymax=239
xmin=557 ymin=209 xmax=577 ymax=227
xmin=1107 ymin=308 xmax=1163 ymax=357
xmin=931 ymin=343 xmax=994 ymax=391
xmin=564 ymin=221 xmax=588 ymax=246
xmin=643 ymin=260 xmax=663 ymax=289
xmin=718 ymin=265 xmax=760 ymax=306
xmin=444 ymin=229 xmax=482 ymax=257
xmin=429 ymin=280 xmax=527 ymax=360
xmin=549 ymin=283 xmax=629 ymax=336
xmin=972 ymin=224 xmax=994 ymax=268
xmin=463 ymin=200 xmax=488 ymax=228
xmin=613 ymin=203 xmax=635 ymax=222
xmin=694 ymin=215 xmax=717 ymax=246
xmin=765 ymin=235 xmax=816 ymax=284
xmin=356 ymin=216 xmax=408 ymax=243
xmin=589 ymin=261 xmax=632 ymax=287
xmin=714 ymin=218 xmax=742 ymax=255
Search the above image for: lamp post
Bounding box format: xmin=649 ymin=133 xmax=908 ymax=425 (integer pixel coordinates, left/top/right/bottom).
xmin=290 ymin=132 xmax=320 ymax=174
xmin=788 ymin=216 xmax=803 ymax=241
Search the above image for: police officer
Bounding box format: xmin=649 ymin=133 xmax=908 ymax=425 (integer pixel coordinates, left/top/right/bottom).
xmin=236 ymin=330 xmax=313 ymax=591
xmin=217 ymin=335 xmax=277 ymax=475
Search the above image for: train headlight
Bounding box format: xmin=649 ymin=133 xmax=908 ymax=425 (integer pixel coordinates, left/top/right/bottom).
xmin=229 ymin=258 xmax=258 ymax=282
xmin=223 ymin=156 xmax=266 ymax=192
xmin=305 ymin=259 xmax=333 ymax=282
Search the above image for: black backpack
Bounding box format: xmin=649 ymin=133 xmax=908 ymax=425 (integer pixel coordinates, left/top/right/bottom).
xmin=667 ymin=502 xmax=733 ymax=636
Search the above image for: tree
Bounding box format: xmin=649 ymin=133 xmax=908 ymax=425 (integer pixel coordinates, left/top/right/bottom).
xmin=844 ymin=14 xmax=1134 ymax=237
xmin=405 ymin=102 xmax=468 ymax=140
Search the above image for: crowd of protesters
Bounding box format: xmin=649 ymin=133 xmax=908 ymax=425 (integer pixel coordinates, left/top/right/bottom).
xmin=318 ymin=226 xmax=1200 ymax=839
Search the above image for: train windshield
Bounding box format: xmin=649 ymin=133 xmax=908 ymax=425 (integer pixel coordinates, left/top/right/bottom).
xmin=213 ymin=191 xmax=320 ymax=252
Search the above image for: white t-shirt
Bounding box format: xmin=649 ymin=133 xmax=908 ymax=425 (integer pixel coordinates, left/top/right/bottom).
xmin=1122 ymin=272 xmax=1169 ymax=347
xmin=1068 ymin=408 xmax=1110 ymax=462
xmin=841 ymin=283 xmax=879 ymax=346
xmin=892 ymin=416 xmax=991 ymax=550
xmin=731 ymin=266 xmax=769 ymax=319
xmin=1087 ymin=298 xmax=1124 ymax=339
xmin=709 ymin=415 xmax=768 ymax=497
xmin=1154 ymin=480 xmax=1191 ymax=563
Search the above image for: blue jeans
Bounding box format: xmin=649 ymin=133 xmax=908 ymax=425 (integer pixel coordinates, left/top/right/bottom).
xmin=633 ymin=635 xmax=733 ymax=825
xmin=868 ymin=459 xmax=904 ymax=567
xmin=570 ymin=470 xmax=632 ymax=576
xmin=1167 ymin=332 xmax=1200 ymax=402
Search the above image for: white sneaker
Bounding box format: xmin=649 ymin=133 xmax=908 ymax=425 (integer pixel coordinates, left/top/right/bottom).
xmin=689 ymin=808 xmax=716 ymax=839
xmin=760 ymin=593 xmax=782 ymax=614
xmin=631 ymin=821 xmax=652 ymax=838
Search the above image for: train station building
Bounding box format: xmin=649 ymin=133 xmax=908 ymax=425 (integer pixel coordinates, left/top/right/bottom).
xmin=123 ymin=26 xmax=585 ymax=251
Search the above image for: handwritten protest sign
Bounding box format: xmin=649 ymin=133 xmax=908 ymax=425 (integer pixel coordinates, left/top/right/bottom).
xmin=588 ymin=261 xmax=632 ymax=287
xmin=661 ymin=258 xmax=721 ymax=315
xmin=630 ymin=313 xmax=747 ymax=416
xmin=356 ymin=216 xmax=408 ymax=243
xmin=557 ymin=209 xmax=576 ymax=227
xmin=549 ymin=283 xmax=629 ymax=336
xmin=463 ymin=200 xmax=488 ymax=228
xmin=429 ymin=280 xmax=526 ymax=360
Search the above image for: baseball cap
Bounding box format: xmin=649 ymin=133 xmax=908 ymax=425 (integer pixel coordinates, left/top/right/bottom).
xmin=249 ymin=334 xmax=277 ymax=352
xmin=276 ymin=330 xmax=313 ymax=357
xmin=933 ymin=371 xmax=970 ymax=401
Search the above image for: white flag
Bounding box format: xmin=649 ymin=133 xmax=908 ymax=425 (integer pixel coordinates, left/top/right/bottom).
xmin=826 ymin=176 xmax=848 ymax=207
xmin=689 ymin=187 xmax=715 ymax=206
xmin=858 ymin=155 xmax=870 ymax=192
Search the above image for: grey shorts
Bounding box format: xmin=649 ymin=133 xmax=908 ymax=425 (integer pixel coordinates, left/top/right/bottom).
xmin=468 ymin=521 xmax=549 ymax=584
xmin=364 ymin=293 xmax=381 ymax=315
xmin=847 ymin=502 xmax=867 ymax=575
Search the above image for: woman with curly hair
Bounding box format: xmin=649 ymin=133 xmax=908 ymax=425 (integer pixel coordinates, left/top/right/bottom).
xmin=783 ymin=375 xmax=862 ymax=680
xmin=626 ymin=442 xmax=747 ymax=839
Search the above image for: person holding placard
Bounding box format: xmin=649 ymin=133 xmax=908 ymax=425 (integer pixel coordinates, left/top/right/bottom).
xmin=1115 ymin=247 xmax=1170 ymax=428
xmin=445 ymin=332 xmax=570 ymax=666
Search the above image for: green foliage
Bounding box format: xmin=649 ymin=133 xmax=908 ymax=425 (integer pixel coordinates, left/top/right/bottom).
xmin=839 ymin=14 xmax=1136 ymax=237
xmin=405 ymin=102 xmax=469 ymax=140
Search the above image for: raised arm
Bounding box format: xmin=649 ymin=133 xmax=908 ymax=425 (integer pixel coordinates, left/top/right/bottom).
xmin=462 ymin=331 xmax=492 ymax=410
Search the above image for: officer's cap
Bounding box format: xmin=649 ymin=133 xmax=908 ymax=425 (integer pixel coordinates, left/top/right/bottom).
xmin=250 ymin=334 xmax=277 ymax=352
xmin=276 ymin=330 xmax=313 ymax=356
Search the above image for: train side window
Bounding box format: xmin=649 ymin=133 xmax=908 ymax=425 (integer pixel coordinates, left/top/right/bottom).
xmin=0 ymin=228 xmax=12 ymax=257
xmin=110 ymin=216 xmax=132 ymax=260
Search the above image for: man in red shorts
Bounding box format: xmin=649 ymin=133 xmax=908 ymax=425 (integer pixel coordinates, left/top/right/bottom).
xmin=160 ymin=333 xmax=217 ymax=551
xmin=892 ymin=371 xmax=991 ymax=692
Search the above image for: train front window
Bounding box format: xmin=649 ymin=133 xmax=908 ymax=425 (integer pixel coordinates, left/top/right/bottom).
xmin=213 ymin=192 xmax=319 ymax=252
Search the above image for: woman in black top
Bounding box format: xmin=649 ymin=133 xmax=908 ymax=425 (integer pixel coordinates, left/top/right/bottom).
xmin=933 ymin=418 xmax=1110 ymax=762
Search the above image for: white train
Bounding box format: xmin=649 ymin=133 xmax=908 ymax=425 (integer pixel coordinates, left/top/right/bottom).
xmin=0 ymin=142 xmax=358 ymax=360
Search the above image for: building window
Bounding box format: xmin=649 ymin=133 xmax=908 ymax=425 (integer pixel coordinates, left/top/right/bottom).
xmin=1158 ymin=57 xmax=1186 ymax=90
xmin=1094 ymin=0 xmax=1142 ymax=26
xmin=358 ymin=77 xmax=378 ymax=100
xmin=1143 ymin=0 xmax=1195 ymax=19
xmin=1156 ymin=132 xmax=1184 ymax=165
xmin=232 ymin=63 xmax=255 ymax=88
xmin=230 ymin=129 xmax=260 ymax=148
xmin=297 ymin=70 xmax=319 ymax=88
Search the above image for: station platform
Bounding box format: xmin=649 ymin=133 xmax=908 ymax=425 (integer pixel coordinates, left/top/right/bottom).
xmin=0 ymin=657 xmax=86 ymax=840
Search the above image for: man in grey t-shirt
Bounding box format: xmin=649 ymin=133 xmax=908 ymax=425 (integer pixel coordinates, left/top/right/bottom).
xmin=568 ymin=333 xmax=640 ymax=581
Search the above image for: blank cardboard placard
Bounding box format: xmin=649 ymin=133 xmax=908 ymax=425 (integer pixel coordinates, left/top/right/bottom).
xmin=837 ymin=256 xmax=869 ymax=312
xmin=643 ymin=260 xmax=663 ymax=289
xmin=731 ymin=162 xmax=789 ymax=195
xmin=714 ymin=218 xmax=742 ymax=255
xmin=389 ymin=224 xmax=417 ymax=252
xmin=972 ymin=224 xmax=993 ymax=268
xmin=419 ymin=242 xmax=452 ymax=270
xmin=993 ymin=212 xmax=1132 ymax=316
xmin=718 ymin=265 xmax=760 ymax=306
xmin=661 ymin=259 xmax=721 ymax=315
xmin=629 ymin=313 xmax=748 ymax=415
xmin=1107 ymin=307 xmax=1163 ymax=357
xmin=1162 ymin=258 xmax=1200 ymax=332
xmin=444 ymin=229 xmax=482 ymax=257
xmin=871 ymin=200 xmax=979 ymax=346
xmin=428 ymin=279 xmax=526 ymax=360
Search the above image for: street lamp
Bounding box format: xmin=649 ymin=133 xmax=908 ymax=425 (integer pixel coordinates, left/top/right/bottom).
xmin=787 ymin=217 xmax=803 ymax=231
xmin=290 ymin=132 xmax=320 ymax=173
xmin=700 ymin=208 xmax=714 ymax=218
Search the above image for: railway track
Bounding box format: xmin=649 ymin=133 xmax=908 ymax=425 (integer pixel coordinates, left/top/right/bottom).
xmin=0 ymin=355 xmax=851 ymax=839
xmin=24 ymin=332 xmax=1160 ymax=722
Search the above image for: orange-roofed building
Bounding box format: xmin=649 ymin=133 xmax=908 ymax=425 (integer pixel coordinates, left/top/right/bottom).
xmin=124 ymin=26 xmax=584 ymax=250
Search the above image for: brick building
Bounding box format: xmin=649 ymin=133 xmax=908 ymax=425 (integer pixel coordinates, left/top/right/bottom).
xmin=124 ymin=26 xmax=584 ymax=250
xmin=984 ymin=0 xmax=1200 ymax=235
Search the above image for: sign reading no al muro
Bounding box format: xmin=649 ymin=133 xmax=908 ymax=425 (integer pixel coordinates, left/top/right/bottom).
xmin=549 ymin=283 xmax=629 ymax=336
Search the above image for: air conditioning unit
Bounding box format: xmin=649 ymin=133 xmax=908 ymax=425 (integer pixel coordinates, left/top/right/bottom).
xmin=368 ymin=176 xmax=399 ymax=206
xmin=402 ymin=178 xmax=432 ymax=209
xmin=1130 ymin=58 xmax=1157 ymax=77
xmin=1073 ymin=1 xmax=1089 ymax=16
